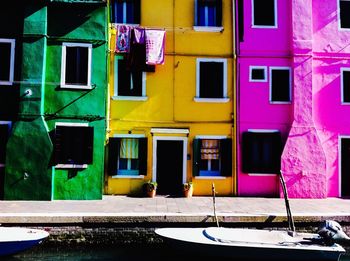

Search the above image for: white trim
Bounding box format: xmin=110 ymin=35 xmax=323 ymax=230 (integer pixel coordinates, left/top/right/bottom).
xmin=194 ymin=176 xmax=226 ymax=180
xmin=113 ymin=134 xmax=146 ymax=138
xmin=60 ymin=42 xmax=92 ymax=89
xmin=111 ymin=175 xmax=144 ymax=179
xmin=55 ymin=164 xmax=88 ymax=169
xmin=269 ymin=67 xmax=292 ymax=104
xmin=152 ymin=136 xmax=187 ymax=184
xmin=247 ymin=129 xmax=279 ymax=133
xmin=112 ymin=96 xmax=148 ymax=101
xmin=196 ymin=58 xmax=228 ymax=100
xmin=55 ymin=122 xmax=89 ymax=127
xmin=251 ymin=0 xmax=278 ymax=28
xmin=338 ymin=135 xmax=350 ymax=197
xmin=151 ymin=128 xmax=189 ymax=134
xmin=341 ymin=67 xmax=350 ymax=104
xmin=249 ymin=66 xmax=267 ymax=82
xmin=114 ymin=55 xmax=146 ymax=98
xmin=194 ymin=97 xmax=230 ymax=103
xmin=338 ymin=0 xmax=350 ymax=31
xmin=195 ymin=135 xmax=228 ymax=139
xmin=193 ymin=26 xmax=224 ymax=32
xmin=0 ymin=39 xmax=15 ymax=85
xmin=248 ymin=173 xmax=277 ymax=176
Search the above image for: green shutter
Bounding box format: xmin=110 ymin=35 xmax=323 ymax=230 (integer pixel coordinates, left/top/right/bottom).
xmin=220 ymin=139 xmax=232 ymax=177
xmin=192 ymin=139 xmax=201 ymax=176
xmin=138 ymin=138 xmax=148 ymax=175
xmin=107 ymin=138 xmax=120 ymax=176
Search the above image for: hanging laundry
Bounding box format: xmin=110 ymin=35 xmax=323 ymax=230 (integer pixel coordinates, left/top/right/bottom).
xmin=133 ymin=27 xmax=145 ymax=44
xmin=145 ymin=29 xmax=166 ymax=65
xmin=115 ymin=24 xmax=132 ymax=53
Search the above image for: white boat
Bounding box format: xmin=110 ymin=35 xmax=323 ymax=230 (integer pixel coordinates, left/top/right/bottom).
xmin=155 ymin=226 xmax=346 ymax=261
xmin=0 ymin=227 xmax=50 ymax=257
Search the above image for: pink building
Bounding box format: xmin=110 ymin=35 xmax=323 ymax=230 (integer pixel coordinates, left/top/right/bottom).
xmin=236 ymin=0 xmax=350 ymax=198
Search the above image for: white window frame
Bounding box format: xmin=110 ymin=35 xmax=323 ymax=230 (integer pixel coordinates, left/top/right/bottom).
xmin=338 ymin=0 xmax=350 ymax=30
xmin=193 ymin=0 xmax=224 ymax=32
xmin=112 ymin=55 xmax=147 ymax=101
xmin=0 ymin=39 xmax=15 ymax=86
xmin=195 ymin=58 xmax=229 ymax=103
xmin=0 ymin=121 xmax=11 ymax=167
xmin=112 ymin=0 xmax=140 ymax=26
xmin=60 ymin=42 xmax=92 ymax=90
xmin=341 ymin=68 xmax=350 ymax=104
xmin=251 ymin=0 xmax=278 ymax=29
xmin=249 ymin=66 xmax=267 ymax=82
xmin=54 ymin=122 xmax=90 ymax=169
xmin=269 ymin=66 xmax=292 ymax=104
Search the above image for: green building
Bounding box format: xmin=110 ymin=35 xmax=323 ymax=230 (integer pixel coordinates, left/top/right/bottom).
xmin=1 ymin=0 xmax=107 ymax=200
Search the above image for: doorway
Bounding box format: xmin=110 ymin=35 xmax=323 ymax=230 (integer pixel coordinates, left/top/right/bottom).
xmin=340 ymin=137 xmax=350 ymax=197
xmin=153 ymin=137 xmax=187 ymax=196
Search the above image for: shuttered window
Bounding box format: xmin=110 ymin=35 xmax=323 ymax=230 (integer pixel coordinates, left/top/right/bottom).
xmin=270 ymin=68 xmax=291 ymax=103
xmin=108 ymin=137 xmax=147 ymax=176
xmin=195 ymin=0 xmax=222 ymax=27
xmin=242 ymin=131 xmax=282 ymax=174
xmin=111 ymin=0 xmax=140 ymax=24
xmin=55 ymin=125 xmax=94 ymax=165
xmin=193 ymin=138 xmax=232 ymax=177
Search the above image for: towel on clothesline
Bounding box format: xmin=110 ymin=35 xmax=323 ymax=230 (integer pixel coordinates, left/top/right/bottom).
xmin=115 ymin=24 xmax=131 ymax=53
xmin=145 ymin=29 xmax=166 ymax=65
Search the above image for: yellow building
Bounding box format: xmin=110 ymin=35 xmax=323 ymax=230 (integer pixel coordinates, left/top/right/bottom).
xmin=106 ymin=0 xmax=235 ymax=196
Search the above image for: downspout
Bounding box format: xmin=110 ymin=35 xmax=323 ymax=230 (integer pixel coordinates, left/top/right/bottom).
xmin=232 ymin=0 xmax=237 ymax=195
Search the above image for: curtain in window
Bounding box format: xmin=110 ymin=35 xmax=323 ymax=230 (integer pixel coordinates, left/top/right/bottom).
xmin=120 ymin=138 xmax=139 ymax=159
xmin=201 ymin=139 xmax=220 ymax=160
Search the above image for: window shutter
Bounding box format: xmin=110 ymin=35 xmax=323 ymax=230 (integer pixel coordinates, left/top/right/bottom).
xmin=83 ymin=127 xmax=94 ymax=164
xmin=54 ymin=126 xmax=64 ymax=164
xmin=0 ymin=125 xmax=9 ymax=164
xmin=108 ymin=138 xmax=120 ymax=176
xmin=242 ymin=132 xmax=253 ymax=173
xmin=216 ymin=0 xmax=222 ymax=27
xmin=220 ymin=138 xmax=232 ymax=177
xmin=238 ymin=0 xmax=244 ymax=42
xmin=270 ymin=132 xmax=282 ymax=174
xmin=192 ymin=139 xmax=201 ymax=176
xmin=138 ymin=137 xmax=148 ymax=175
xmin=133 ymin=0 xmax=141 ymax=24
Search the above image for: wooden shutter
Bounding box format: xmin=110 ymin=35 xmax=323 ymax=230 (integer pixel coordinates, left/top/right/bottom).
xmin=215 ymin=0 xmax=222 ymax=27
xmin=108 ymin=138 xmax=120 ymax=176
xmin=54 ymin=126 xmax=64 ymax=164
xmin=83 ymin=127 xmax=94 ymax=164
xmin=133 ymin=0 xmax=141 ymax=24
xmin=192 ymin=139 xmax=201 ymax=176
xmin=220 ymin=138 xmax=232 ymax=177
xmin=138 ymin=138 xmax=148 ymax=175
xmin=238 ymin=0 xmax=244 ymax=42
xmin=0 ymin=125 xmax=9 ymax=164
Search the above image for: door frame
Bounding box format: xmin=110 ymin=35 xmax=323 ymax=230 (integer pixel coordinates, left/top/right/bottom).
xmin=152 ymin=136 xmax=187 ymax=184
xmin=339 ymin=135 xmax=350 ymax=197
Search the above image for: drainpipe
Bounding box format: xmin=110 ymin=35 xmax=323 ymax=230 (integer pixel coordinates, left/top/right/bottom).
xmin=281 ymin=0 xmax=326 ymax=198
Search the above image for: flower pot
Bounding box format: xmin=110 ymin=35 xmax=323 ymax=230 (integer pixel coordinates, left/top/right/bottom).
xmin=147 ymin=189 xmax=156 ymax=198
xmin=183 ymin=187 xmax=193 ymax=198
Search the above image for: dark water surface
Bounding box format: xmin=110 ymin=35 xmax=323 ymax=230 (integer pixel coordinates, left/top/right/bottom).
xmin=3 ymin=244 xmax=350 ymax=261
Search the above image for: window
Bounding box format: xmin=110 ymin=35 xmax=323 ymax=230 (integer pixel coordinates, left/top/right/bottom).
xmin=341 ymin=68 xmax=350 ymax=103
xmin=0 ymin=39 xmax=15 ymax=85
xmin=107 ymin=136 xmax=147 ymax=176
xmin=195 ymin=0 xmax=222 ymax=28
xmin=249 ymin=66 xmax=267 ymax=82
xmin=339 ymin=0 xmax=350 ymax=29
xmin=61 ymin=43 xmax=92 ymax=89
xmin=113 ymin=56 xmax=146 ymax=99
xmin=54 ymin=123 xmax=94 ymax=168
xmin=252 ymin=0 xmax=277 ymax=28
xmin=270 ymin=67 xmax=291 ymax=103
xmin=195 ymin=58 xmax=228 ymax=102
xmin=0 ymin=122 xmax=11 ymax=166
xmin=242 ymin=130 xmax=282 ymax=174
xmin=193 ymin=137 xmax=232 ymax=177
xmin=111 ymin=0 xmax=140 ymax=24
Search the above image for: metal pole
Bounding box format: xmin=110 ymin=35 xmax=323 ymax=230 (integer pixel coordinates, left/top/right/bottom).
xmin=279 ymin=171 xmax=296 ymax=235
xmin=212 ymin=183 xmax=220 ymax=228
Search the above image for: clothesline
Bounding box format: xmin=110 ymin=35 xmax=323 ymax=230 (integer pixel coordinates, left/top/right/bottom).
xmin=110 ymin=24 xmax=194 ymax=32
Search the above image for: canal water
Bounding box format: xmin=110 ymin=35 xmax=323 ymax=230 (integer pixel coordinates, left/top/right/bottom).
xmin=4 ymin=243 xmax=350 ymax=261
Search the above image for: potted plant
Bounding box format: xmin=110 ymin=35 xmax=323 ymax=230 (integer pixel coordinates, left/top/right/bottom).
xmin=144 ymin=180 xmax=157 ymax=198
xmin=183 ymin=182 xmax=193 ymax=198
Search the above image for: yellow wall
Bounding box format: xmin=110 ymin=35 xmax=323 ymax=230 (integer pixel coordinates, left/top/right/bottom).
xmin=107 ymin=0 xmax=235 ymax=196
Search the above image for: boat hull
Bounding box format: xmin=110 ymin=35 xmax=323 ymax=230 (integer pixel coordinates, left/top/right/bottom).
xmin=155 ymin=227 xmax=345 ymax=261
xmin=0 ymin=227 xmax=50 ymax=257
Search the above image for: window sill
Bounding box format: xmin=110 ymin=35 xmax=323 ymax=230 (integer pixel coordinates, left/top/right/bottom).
xmin=269 ymin=101 xmax=292 ymax=104
xmin=194 ymin=97 xmax=230 ymax=103
xmin=55 ymin=164 xmax=88 ymax=169
xmin=60 ymin=85 xmax=92 ymax=90
xmin=193 ymin=26 xmax=224 ymax=32
xmin=0 ymin=81 xmax=13 ymax=86
xmin=194 ymin=176 xmax=226 ymax=180
xmin=112 ymin=96 xmax=148 ymax=101
xmin=111 ymin=175 xmax=144 ymax=179
xmin=247 ymin=173 xmax=277 ymax=176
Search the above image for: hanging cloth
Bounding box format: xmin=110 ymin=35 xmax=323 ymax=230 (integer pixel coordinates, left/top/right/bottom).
xmin=145 ymin=29 xmax=166 ymax=65
xmin=116 ymin=24 xmax=132 ymax=53
xmin=201 ymin=139 xmax=220 ymax=160
xmin=120 ymin=138 xmax=139 ymax=159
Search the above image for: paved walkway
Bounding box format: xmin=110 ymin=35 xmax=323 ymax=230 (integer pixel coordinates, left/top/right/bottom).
xmin=0 ymin=196 xmax=349 ymax=224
